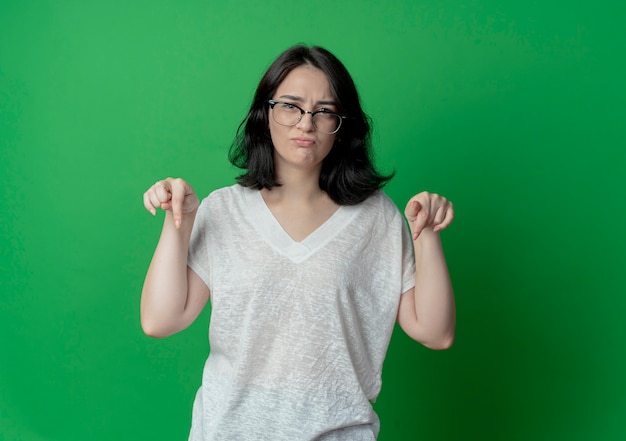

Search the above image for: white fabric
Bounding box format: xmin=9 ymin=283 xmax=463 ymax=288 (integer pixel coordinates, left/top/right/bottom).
xmin=187 ymin=184 xmax=415 ymax=441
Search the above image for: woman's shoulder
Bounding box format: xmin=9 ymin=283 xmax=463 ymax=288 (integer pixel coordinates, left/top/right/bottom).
xmin=346 ymin=191 xmax=404 ymax=235
xmin=361 ymin=190 xmax=402 ymax=217
xmin=203 ymin=183 xmax=251 ymax=203
xmin=195 ymin=184 xmax=246 ymax=214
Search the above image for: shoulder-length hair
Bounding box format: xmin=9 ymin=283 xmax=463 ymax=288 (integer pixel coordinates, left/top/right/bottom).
xmin=228 ymin=45 xmax=393 ymax=206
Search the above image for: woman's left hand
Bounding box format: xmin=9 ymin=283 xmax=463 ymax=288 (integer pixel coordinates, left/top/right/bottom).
xmin=404 ymin=192 xmax=454 ymax=240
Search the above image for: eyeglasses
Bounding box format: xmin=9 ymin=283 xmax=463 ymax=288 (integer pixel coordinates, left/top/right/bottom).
xmin=268 ymin=100 xmax=347 ymax=135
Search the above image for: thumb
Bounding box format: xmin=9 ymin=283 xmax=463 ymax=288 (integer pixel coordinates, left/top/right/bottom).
xmin=405 ymin=199 xmax=422 ymax=221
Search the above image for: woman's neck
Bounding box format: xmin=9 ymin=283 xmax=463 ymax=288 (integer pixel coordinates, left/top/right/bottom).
xmin=270 ymin=164 xmax=325 ymax=202
xmin=260 ymin=167 xmax=339 ymax=242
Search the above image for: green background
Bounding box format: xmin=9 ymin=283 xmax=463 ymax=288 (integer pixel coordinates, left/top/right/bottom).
xmin=1 ymin=1 xmax=624 ymax=440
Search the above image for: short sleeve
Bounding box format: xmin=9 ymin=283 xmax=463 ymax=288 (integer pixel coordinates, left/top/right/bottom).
xmin=187 ymin=198 xmax=212 ymax=290
xmin=400 ymin=215 xmax=416 ymax=294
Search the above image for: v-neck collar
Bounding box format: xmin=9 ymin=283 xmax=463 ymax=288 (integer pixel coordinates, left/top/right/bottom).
xmin=243 ymin=186 xmax=362 ymax=263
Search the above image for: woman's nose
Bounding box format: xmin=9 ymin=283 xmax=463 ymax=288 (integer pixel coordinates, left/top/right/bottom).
xmin=296 ymin=112 xmax=315 ymax=132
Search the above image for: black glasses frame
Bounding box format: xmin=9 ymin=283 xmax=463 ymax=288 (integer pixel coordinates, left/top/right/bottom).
xmin=268 ymin=100 xmax=348 ymax=134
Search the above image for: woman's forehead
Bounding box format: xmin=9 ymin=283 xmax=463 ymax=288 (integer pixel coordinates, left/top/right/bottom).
xmin=275 ymin=65 xmax=334 ymax=101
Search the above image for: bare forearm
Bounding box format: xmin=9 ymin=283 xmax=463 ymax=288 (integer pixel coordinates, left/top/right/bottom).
xmin=141 ymin=210 xmax=196 ymax=336
xmin=410 ymin=230 xmax=456 ymax=348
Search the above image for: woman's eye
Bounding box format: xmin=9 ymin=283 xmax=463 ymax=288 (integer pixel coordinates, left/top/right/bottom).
xmin=317 ymin=108 xmax=330 ymax=113
xmin=317 ymin=108 xmax=336 ymax=117
xmin=281 ymin=103 xmax=297 ymax=110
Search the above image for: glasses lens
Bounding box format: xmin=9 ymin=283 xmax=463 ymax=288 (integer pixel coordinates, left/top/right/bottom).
xmin=271 ymin=101 xmax=342 ymax=134
xmin=313 ymin=112 xmax=341 ymax=134
xmin=272 ymin=102 xmax=301 ymax=126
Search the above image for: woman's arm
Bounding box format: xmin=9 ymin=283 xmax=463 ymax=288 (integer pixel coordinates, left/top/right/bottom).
xmin=140 ymin=178 xmax=210 ymax=338
xmin=397 ymin=193 xmax=456 ymax=350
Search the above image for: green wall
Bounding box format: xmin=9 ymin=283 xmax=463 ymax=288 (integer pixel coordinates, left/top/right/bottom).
xmin=1 ymin=1 xmax=624 ymax=440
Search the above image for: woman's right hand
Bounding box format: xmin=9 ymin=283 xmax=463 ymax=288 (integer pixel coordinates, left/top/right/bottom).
xmin=143 ymin=178 xmax=199 ymax=228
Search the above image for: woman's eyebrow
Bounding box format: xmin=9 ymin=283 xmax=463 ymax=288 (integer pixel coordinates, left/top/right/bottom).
xmin=279 ymin=95 xmax=303 ymax=102
xmin=278 ymin=95 xmax=337 ymax=106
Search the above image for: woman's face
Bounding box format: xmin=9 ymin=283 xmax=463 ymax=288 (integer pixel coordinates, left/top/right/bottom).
xmin=268 ymin=64 xmax=337 ymax=178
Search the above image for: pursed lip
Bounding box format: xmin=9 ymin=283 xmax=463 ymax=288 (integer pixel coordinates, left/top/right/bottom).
xmin=291 ymin=137 xmax=315 ymax=147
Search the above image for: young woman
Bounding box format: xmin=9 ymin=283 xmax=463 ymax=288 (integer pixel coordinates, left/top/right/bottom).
xmin=141 ymin=45 xmax=455 ymax=441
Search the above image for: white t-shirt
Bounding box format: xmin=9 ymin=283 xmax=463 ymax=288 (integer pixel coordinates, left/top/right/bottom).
xmin=187 ymin=184 xmax=415 ymax=441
